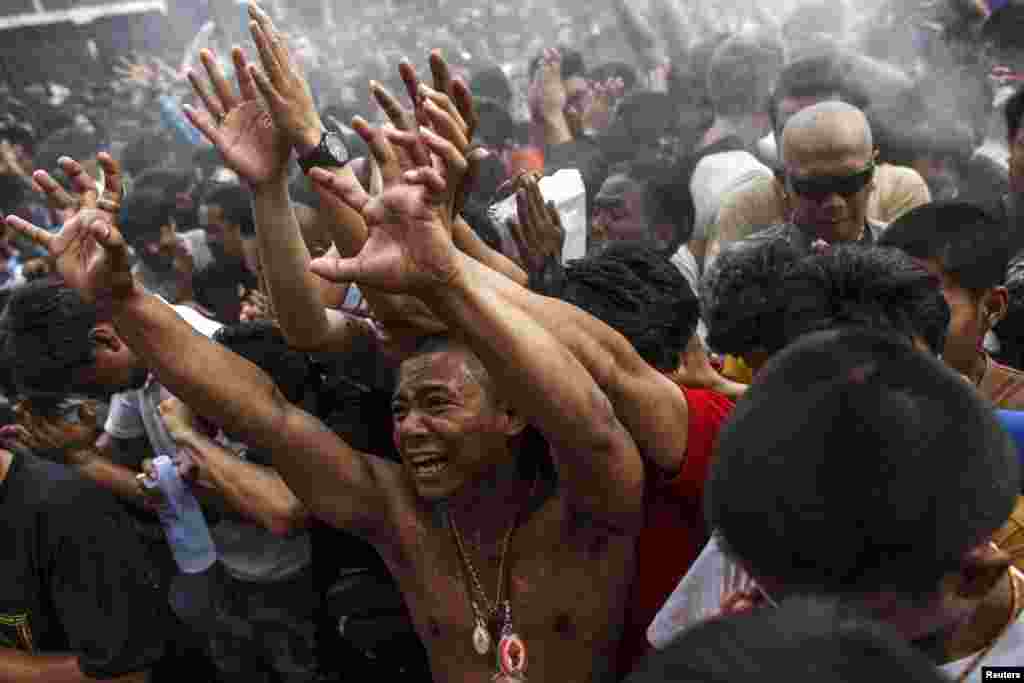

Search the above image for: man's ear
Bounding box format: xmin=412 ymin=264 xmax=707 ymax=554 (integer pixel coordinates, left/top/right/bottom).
xmin=89 ymin=323 xmax=123 ymax=353
xmin=948 ymin=542 xmax=1012 ymax=601
xmin=984 ymin=286 xmax=1010 ymax=327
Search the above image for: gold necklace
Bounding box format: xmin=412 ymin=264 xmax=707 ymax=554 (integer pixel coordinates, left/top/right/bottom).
xmin=449 ymin=475 xmax=538 ymax=665
xmin=956 ymin=566 xmax=1022 ymax=682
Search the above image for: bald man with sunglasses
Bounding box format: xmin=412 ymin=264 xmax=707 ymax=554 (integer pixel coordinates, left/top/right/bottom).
xmin=730 ymin=101 xmax=885 ymax=256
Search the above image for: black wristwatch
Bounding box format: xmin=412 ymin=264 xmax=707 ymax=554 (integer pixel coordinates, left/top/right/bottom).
xmin=297 ymin=131 xmax=349 ymax=173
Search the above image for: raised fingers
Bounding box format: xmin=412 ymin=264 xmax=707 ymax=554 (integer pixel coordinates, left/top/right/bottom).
xmin=233 ymin=48 xmax=259 ymax=102
xmin=5 ymin=215 xmax=55 ymax=253
xmin=31 ymin=170 xmax=77 ymax=211
xmin=371 ymin=81 xmax=415 ymax=132
xmin=188 ymin=69 xmax=225 ymax=122
xmin=309 ymin=166 xmax=372 ymax=215
xmin=182 ymin=103 xmax=225 ymax=149
xmin=249 ymin=3 xmax=294 ymax=80
xmin=59 ymin=157 xmax=98 ymax=204
xmin=418 ymin=126 xmax=469 ymax=182
xmin=201 ymin=49 xmax=239 ymax=113
xmin=451 ymin=79 xmax=478 ymax=140
xmin=429 ymin=50 xmax=453 ymax=99
xmin=419 ymin=87 xmax=469 ymax=149
xmin=249 ymin=20 xmax=284 ymax=92
xmin=97 ymin=153 xmax=124 ymax=208
xmin=399 ymin=60 xmax=422 ymax=113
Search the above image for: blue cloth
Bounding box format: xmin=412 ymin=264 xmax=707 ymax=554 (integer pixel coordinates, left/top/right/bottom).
xmin=997 ymin=410 xmax=1024 ymax=482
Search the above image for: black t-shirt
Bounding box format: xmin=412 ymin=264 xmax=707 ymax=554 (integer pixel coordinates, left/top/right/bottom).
xmin=0 ymin=450 xmax=168 ymax=678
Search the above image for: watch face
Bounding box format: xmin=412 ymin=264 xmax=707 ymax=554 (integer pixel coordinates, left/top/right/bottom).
xmin=325 ymin=134 xmax=349 ymax=165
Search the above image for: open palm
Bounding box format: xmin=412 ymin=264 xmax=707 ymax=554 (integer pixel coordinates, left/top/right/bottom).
xmin=310 ymin=174 xmax=459 ymax=294
xmin=184 ymin=48 xmax=290 ymax=187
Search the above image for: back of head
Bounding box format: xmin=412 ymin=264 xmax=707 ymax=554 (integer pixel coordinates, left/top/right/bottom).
xmin=213 ymin=321 xmax=314 ymax=408
xmin=770 ymin=52 xmax=870 ymax=136
xmin=588 ymin=62 xmax=639 ymax=92
xmin=708 ymin=328 xmax=1019 ymax=598
xmin=702 ymin=239 xmax=802 ymax=358
xmin=469 ymin=66 xmax=513 ymax=109
xmin=879 ymin=201 xmax=1015 ymax=293
xmin=782 ymin=245 xmax=951 ymax=356
xmin=120 ymin=187 xmax=175 ymax=251
xmin=626 ymin=596 xmax=951 ymax=683
xmin=707 ymin=33 xmax=785 ymax=118
xmin=1 ymin=277 xmax=97 ymax=398
xmin=559 ymin=242 xmax=699 ymax=373
xmin=202 ymin=182 xmax=255 ymax=237
xmin=983 ymin=0 xmax=1024 ymax=54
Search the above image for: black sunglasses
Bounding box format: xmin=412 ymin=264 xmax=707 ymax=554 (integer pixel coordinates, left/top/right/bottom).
xmin=788 ymin=162 xmax=875 ymax=200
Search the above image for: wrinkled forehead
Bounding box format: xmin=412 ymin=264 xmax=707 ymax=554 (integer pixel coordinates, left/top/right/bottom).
xmin=397 ymin=350 xmax=478 ymax=396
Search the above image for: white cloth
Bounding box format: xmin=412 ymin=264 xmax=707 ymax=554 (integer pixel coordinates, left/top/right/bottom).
xmin=651 ymin=538 xmax=1024 ymax=683
xmin=941 ymin=609 xmax=1024 ymax=681
xmin=689 ymin=151 xmax=773 ymax=242
xmin=104 ymin=302 xmax=222 ymax=457
xmin=648 ymin=535 xmax=736 ymax=649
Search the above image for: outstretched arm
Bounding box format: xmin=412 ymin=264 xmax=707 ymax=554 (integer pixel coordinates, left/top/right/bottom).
xmin=5 ymin=163 xmax=398 ymax=540
xmin=310 ymin=171 xmax=645 ymax=533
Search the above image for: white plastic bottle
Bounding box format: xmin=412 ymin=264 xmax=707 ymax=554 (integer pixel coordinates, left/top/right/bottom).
xmin=144 ymin=455 xmax=218 ymax=574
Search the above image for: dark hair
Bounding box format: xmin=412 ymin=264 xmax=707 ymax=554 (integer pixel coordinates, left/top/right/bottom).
xmin=528 ymin=49 xmax=585 ymax=82
xmin=879 ymin=200 xmax=1014 ymax=294
xmin=769 ymin=53 xmax=870 ymax=138
xmin=213 ymin=321 xmax=315 ymax=407
xmin=997 ymin=259 xmax=1024 ymax=369
xmin=559 ymin=242 xmax=699 ymax=372
xmin=587 ymin=62 xmax=638 ymax=91
xmin=134 ymin=168 xmax=194 ymax=196
xmin=1 ymin=277 xmax=98 ymax=396
xmin=202 ymin=183 xmax=255 ymax=237
xmin=1006 ymin=85 xmax=1024 ymax=146
xmin=982 ymin=0 xmax=1024 ymax=52
xmin=781 ymin=246 xmax=951 ymax=356
xmin=469 ymin=66 xmax=513 ymax=107
xmin=702 ymin=239 xmax=802 ymax=357
xmin=707 ymin=34 xmax=785 ymax=118
xmin=612 ymin=92 xmax=679 ymax=148
xmin=121 ymin=134 xmax=171 ymax=178
xmin=626 ymin=596 xmax=952 ymax=683
xmin=119 ymin=187 xmax=175 ymax=250
xmin=474 ymin=97 xmax=519 ymax=148
xmin=607 ymin=156 xmax=696 ymax=248
xmin=707 ymin=328 xmax=1019 ymax=599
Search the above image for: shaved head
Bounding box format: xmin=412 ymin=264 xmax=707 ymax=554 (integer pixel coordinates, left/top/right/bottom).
xmin=781 ymin=101 xmax=873 ymax=166
xmin=780 ymin=101 xmax=876 ymax=245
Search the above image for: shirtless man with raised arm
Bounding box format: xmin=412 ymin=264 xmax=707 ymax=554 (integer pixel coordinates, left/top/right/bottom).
xmin=6 ymin=151 xmax=644 ymax=683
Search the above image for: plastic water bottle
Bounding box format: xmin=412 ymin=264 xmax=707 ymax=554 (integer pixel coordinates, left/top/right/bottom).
xmin=144 ymin=455 xmax=218 ymax=574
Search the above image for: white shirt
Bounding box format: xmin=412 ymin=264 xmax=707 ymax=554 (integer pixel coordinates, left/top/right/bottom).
xmin=689 ymin=150 xmax=773 ymax=242
xmin=104 ymin=303 xmax=222 ymax=457
xmin=650 ymin=538 xmax=1024 ymax=683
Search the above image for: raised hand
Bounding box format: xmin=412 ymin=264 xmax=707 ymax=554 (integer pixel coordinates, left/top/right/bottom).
xmin=508 ymin=175 xmax=565 ymax=274
xmin=307 ymin=165 xmax=459 ymax=294
xmin=5 ymin=154 xmax=133 ymax=303
xmin=246 ymin=2 xmax=326 ymax=155
xmin=183 ymin=47 xmax=290 ymax=187
xmin=529 ymin=48 xmax=567 ymax=122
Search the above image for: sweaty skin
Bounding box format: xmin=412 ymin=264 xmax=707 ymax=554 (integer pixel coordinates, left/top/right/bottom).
xmin=386 ymin=348 xmax=634 ymax=683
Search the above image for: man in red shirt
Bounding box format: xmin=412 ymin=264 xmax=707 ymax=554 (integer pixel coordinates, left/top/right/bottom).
xmin=552 ymin=242 xmax=735 ymax=678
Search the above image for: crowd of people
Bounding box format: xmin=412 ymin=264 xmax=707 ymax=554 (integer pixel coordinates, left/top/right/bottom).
xmin=2 ymin=0 xmax=1024 ymax=680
